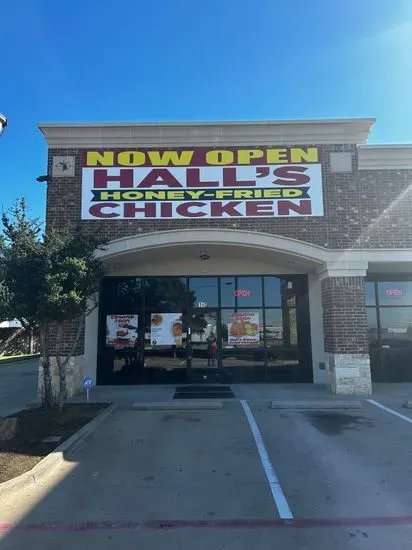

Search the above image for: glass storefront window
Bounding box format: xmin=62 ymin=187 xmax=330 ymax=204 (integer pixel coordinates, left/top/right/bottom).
xmin=264 ymin=277 xmax=281 ymax=307
xmin=378 ymin=307 xmax=412 ymax=342
xmin=264 ymin=309 xmax=283 ymax=348
xmin=236 ymin=277 xmax=263 ymax=307
xmin=220 ymin=277 xmax=236 ymax=307
xmin=144 ymin=277 xmax=187 ymax=310
xmin=281 ymin=279 xmax=296 ymax=308
xmin=378 ymin=282 xmax=412 ymax=306
xmin=367 ymin=307 xmax=378 ymax=344
xmin=365 ymin=282 xmax=376 ymax=306
xmin=101 ymin=277 xmax=143 ymax=312
xmin=189 ymin=277 xmax=218 ymax=308
xmin=98 ymin=274 xmax=312 ymax=384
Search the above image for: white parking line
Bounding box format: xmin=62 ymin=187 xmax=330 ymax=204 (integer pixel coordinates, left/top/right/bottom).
xmin=367 ymin=399 xmax=412 ymax=425
xmin=240 ymin=400 xmax=293 ymax=520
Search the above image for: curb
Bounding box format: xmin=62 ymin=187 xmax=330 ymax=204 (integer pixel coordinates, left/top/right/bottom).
xmin=0 ymin=355 xmax=40 ymax=366
xmin=270 ymin=400 xmax=363 ymax=410
xmin=0 ymin=403 xmax=117 ymax=497
xmin=132 ymin=401 xmax=223 ymax=410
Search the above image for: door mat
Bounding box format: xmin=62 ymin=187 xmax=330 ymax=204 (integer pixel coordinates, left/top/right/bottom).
xmin=173 ymin=385 xmax=235 ymax=399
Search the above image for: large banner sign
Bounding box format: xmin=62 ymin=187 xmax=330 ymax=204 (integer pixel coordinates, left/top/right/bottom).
xmin=81 ymin=147 xmax=323 ymax=220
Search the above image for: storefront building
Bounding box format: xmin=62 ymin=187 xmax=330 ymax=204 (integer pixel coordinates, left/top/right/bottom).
xmin=38 ymin=119 xmax=412 ymax=396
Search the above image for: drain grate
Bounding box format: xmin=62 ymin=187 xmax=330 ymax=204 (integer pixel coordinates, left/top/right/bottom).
xmin=174 ymin=385 xmax=235 ymax=399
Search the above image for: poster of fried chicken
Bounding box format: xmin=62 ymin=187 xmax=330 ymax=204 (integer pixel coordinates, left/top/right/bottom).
xmin=228 ymin=312 xmax=260 ymax=345
xmin=106 ymin=314 xmax=138 ymax=348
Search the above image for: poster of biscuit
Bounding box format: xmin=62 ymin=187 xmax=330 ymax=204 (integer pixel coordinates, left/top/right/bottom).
xmin=151 ymin=313 xmax=183 ymax=346
xmin=228 ymin=312 xmax=260 ymax=345
xmin=106 ymin=314 xmax=138 ymax=348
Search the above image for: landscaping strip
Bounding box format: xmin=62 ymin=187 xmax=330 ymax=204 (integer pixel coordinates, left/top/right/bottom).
xmin=0 ymin=403 xmax=116 ymax=495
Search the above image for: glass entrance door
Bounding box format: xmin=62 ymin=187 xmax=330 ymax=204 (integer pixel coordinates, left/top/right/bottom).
xmin=188 ymin=309 xmax=220 ymax=382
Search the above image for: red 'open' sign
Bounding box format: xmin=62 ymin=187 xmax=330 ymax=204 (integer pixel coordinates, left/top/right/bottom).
xmin=234 ymin=289 xmax=252 ymax=297
xmin=385 ymin=288 xmax=403 ymax=297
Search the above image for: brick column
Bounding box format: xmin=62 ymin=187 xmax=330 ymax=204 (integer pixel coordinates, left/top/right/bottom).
xmin=320 ymin=272 xmax=371 ymax=395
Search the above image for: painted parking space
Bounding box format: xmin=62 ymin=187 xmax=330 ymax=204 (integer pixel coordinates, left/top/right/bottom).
xmin=0 ymin=403 xmax=278 ymax=524
xmin=250 ymin=400 xmax=412 ymax=520
xmin=2 ymin=400 xmax=412 ymax=548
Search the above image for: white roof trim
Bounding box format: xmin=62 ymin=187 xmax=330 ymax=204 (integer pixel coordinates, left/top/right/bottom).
xmin=38 ymin=118 xmax=375 ymax=148
xmin=359 ymin=144 xmax=412 ymax=169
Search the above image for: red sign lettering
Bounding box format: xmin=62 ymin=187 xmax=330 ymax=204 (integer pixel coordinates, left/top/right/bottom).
xmin=234 ymin=289 xmax=252 ymax=297
xmin=385 ymin=288 xmax=403 ymax=297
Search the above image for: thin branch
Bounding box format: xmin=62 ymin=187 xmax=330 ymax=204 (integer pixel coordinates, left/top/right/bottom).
xmin=62 ymin=315 xmax=85 ymax=369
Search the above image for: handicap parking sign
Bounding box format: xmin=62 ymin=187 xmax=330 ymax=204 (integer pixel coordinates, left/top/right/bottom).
xmin=83 ymin=376 xmax=93 ymax=390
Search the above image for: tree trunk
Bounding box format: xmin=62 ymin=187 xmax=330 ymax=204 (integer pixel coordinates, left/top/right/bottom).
xmin=55 ymin=324 xmax=67 ymax=411
xmin=29 ymin=328 xmax=34 ymax=354
xmin=56 ymin=316 xmax=85 ymax=411
xmin=39 ymin=325 xmax=55 ymax=409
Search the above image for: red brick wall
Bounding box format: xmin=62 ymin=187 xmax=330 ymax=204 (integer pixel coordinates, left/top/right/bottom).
xmin=47 ymin=319 xmax=84 ymax=357
xmin=358 ymin=169 xmax=412 ymax=248
xmin=321 ymin=276 xmax=369 ymax=354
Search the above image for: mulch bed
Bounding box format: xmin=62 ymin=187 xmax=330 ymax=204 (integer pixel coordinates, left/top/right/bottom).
xmin=0 ymin=403 xmax=110 ymax=483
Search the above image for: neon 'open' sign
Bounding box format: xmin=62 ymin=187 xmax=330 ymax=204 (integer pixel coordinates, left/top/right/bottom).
xmin=234 ymin=289 xmax=252 ymax=297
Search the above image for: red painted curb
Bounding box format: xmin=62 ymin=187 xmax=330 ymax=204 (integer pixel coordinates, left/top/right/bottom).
xmin=2 ymin=516 xmax=412 ymax=533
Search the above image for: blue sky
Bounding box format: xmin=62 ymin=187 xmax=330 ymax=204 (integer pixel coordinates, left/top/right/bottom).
xmin=1 ymin=0 xmax=411 ymax=220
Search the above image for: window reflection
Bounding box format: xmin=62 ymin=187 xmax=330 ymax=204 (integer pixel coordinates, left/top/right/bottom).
xmin=367 ymin=307 xmax=378 ymax=343
xmin=264 ymin=309 xmax=283 ymax=348
xmin=144 ymin=277 xmax=187 ymax=310
xmin=264 ymin=277 xmax=281 ymax=307
xmin=220 ymin=277 xmax=236 ymax=307
xmin=365 ymin=282 xmax=376 ymax=306
xmin=101 ymin=277 xmax=143 ymax=312
xmin=189 ymin=277 xmax=218 ymax=308
xmin=379 ymin=307 xmax=412 ymax=341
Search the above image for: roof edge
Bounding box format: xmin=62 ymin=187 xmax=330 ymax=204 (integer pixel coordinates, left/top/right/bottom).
xmin=38 ymin=118 xmax=376 ymax=148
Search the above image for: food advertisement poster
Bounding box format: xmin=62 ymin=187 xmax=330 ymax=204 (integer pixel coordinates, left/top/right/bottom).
xmin=151 ymin=313 xmax=183 ymax=346
xmin=228 ymin=312 xmax=260 ymax=345
xmin=81 ymin=146 xmax=323 ymax=220
xmin=106 ymin=314 xmax=138 ymax=348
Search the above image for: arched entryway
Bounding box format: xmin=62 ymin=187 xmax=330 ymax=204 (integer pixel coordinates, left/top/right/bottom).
xmin=87 ymin=229 xmax=328 ymax=386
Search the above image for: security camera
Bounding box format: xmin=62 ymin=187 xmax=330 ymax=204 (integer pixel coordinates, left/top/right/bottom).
xmin=0 ymin=113 xmax=7 ymax=136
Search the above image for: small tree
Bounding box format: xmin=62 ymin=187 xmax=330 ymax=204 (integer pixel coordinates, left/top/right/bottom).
xmin=0 ymin=199 xmax=106 ymax=410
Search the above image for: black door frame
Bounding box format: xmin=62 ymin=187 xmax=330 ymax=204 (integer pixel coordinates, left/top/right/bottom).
xmin=187 ymin=307 xmax=221 ymax=382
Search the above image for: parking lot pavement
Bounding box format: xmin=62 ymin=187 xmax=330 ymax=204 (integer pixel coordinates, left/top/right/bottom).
xmin=2 ymin=400 xmax=412 ymax=548
xmin=0 ymin=358 xmax=38 ymax=417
